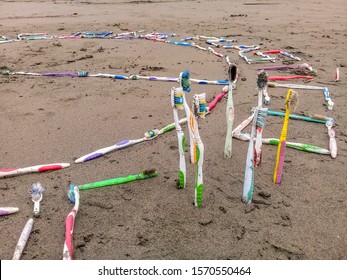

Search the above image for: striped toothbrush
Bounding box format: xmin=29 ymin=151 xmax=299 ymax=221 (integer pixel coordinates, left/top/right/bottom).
xmin=179 ymin=71 xmax=195 ymax=163
xmin=242 ymin=107 xmax=268 ymax=204
xmin=192 ymin=93 xmax=206 ymax=207
xmin=13 ymin=218 xmax=34 ymax=260
xmin=171 ymin=87 xmax=187 ymax=188
xmin=273 ymin=89 xmax=299 ymax=184
xmin=0 ymin=163 xmax=70 ymax=178
xmin=224 ymin=63 xmax=238 ymax=157
xmin=63 ymin=184 xmax=80 ymax=260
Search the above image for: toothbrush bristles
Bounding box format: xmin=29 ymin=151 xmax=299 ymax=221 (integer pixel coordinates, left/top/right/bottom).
xmin=288 ymin=90 xmax=299 ymax=112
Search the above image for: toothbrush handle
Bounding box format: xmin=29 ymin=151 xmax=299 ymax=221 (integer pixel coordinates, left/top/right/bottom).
xmin=33 ymin=201 xmax=40 ymax=216
xmin=275 ymin=141 xmax=287 ymax=184
xmin=195 ymin=141 xmax=204 ymax=207
xmin=328 ymin=127 xmax=337 ymax=158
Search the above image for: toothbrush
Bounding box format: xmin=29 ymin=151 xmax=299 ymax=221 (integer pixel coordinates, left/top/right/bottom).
xmin=335 ymin=68 xmax=339 ymax=82
xmin=323 ymin=87 xmax=334 ymax=111
xmin=234 ymin=132 xmax=330 ymax=155
xmin=224 ymin=63 xmax=238 ymax=158
xmin=242 ymin=107 xmax=268 ymax=203
xmin=0 ymin=163 xmax=70 ymax=178
xmin=257 ymin=70 xmax=270 ymax=105
xmin=192 ymin=93 xmax=206 ymax=207
xmin=67 ymin=169 xmax=158 ymax=203
xmin=326 ymin=119 xmax=337 ymax=158
xmin=179 ymin=71 xmax=195 ymax=163
xmin=273 ymin=89 xmax=299 ymax=184
xmin=267 ymin=110 xmax=327 ymax=124
xmin=0 ymin=207 xmax=19 ymax=216
xmin=63 ymin=185 xmax=80 ymax=260
xmin=172 ymin=87 xmax=187 ymax=188
xmin=30 ymin=182 xmax=44 ymax=217
xmin=269 ymin=75 xmax=314 ymax=81
xmin=13 ymin=218 xmax=34 ymax=260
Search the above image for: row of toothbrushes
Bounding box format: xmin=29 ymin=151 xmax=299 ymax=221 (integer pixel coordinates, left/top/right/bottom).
xmin=1 ymin=29 xmax=311 ymax=69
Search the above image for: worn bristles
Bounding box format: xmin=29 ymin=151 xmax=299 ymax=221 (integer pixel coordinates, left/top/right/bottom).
xmin=30 ymin=182 xmax=44 ymax=201
xmin=142 ymin=168 xmax=157 ymax=176
xmin=144 ymin=129 xmax=159 ymax=138
xmin=256 ymin=108 xmax=268 ymax=128
xmin=228 ymin=63 xmax=237 ymax=82
xmin=77 ymin=71 xmax=88 ymax=77
xmin=256 ymin=70 xmax=269 ymax=90
xmin=193 ymin=93 xmax=207 ymax=117
xmin=68 ymin=184 xmax=76 ymax=203
xmin=173 ymin=91 xmax=184 ymax=109
xmin=181 ymin=71 xmax=191 ymax=92
xmin=287 ymin=90 xmax=299 ymax=111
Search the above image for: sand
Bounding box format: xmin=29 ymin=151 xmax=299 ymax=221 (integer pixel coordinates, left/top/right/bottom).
xmin=0 ymin=0 xmax=346 ymax=260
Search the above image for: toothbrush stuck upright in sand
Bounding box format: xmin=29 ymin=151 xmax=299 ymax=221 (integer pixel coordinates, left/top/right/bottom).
xmin=273 ymin=89 xmax=299 ymax=184
xmin=257 ymin=70 xmax=270 ymax=105
xmin=192 ymin=93 xmax=206 ymax=207
xmin=242 ymin=107 xmax=268 ymax=204
xmin=224 ymin=63 xmax=238 ymax=158
xmin=171 ymin=87 xmax=187 ymax=189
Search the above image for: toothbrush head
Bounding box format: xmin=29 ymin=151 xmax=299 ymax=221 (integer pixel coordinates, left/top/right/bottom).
xmin=30 ymin=182 xmax=44 ymax=201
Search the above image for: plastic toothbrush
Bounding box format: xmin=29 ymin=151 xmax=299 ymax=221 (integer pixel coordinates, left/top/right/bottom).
xmin=273 ymin=89 xmax=299 ymax=184
xmin=171 ymin=87 xmax=187 ymax=188
xmin=192 ymin=93 xmax=206 ymax=207
xmin=30 ymin=182 xmax=44 ymax=217
xmin=224 ymin=63 xmax=238 ymax=157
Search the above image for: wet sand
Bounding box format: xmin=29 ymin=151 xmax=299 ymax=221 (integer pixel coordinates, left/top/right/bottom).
xmin=0 ymin=0 xmax=346 ymax=260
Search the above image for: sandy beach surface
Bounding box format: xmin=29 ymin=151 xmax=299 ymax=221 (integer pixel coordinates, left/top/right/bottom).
xmin=0 ymin=0 xmax=346 ymax=260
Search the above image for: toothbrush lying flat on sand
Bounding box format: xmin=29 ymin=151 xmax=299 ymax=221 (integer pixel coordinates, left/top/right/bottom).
xmin=0 ymin=163 xmax=70 ymax=178
xmin=67 ymin=169 xmax=158 ymax=203
xmin=13 ymin=218 xmax=34 ymax=260
xmin=0 ymin=207 xmax=19 ymax=216
xmin=234 ymin=132 xmax=330 ymax=155
xmin=326 ymin=119 xmax=337 ymax=158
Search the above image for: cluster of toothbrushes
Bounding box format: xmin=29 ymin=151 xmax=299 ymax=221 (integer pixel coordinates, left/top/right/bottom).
xmin=1 ymin=29 xmax=339 ymax=260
